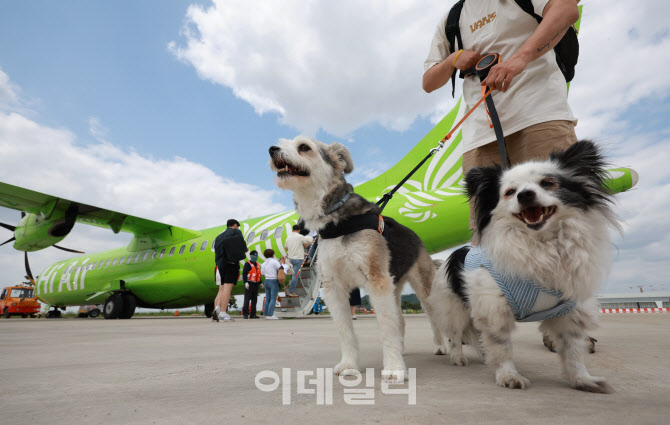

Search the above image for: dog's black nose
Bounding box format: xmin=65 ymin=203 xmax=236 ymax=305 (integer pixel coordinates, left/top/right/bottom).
xmin=517 ymin=190 xmax=536 ymax=204
xmin=269 ymin=146 xmax=280 ymax=157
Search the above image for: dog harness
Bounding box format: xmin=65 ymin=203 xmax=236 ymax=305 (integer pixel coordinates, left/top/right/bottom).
xmin=319 ymin=212 xmax=389 ymax=241
xmin=464 ymin=247 xmax=576 ymax=322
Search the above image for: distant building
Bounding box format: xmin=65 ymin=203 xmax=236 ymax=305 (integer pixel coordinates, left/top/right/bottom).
xmin=597 ymin=292 xmax=670 ymax=309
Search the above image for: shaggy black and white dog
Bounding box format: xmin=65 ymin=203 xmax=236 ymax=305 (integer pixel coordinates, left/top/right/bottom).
xmin=269 ymin=136 xmax=445 ymax=382
xmin=428 ymin=140 xmax=619 ymax=393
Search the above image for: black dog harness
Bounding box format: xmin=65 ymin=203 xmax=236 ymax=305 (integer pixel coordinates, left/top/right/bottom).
xmin=320 ymin=211 xmax=390 ymax=242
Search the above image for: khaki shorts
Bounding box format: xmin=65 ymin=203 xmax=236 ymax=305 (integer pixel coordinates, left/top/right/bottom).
xmin=462 ymin=120 xmax=577 ymax=230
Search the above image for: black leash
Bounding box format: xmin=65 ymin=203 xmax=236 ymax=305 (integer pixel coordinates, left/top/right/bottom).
xmin=375 ymin=54 xmax=509 ymax=213
xmin=468 ymin=53 xmax=509 ymax=168
xmin=375 ymin=143 xmax=444 ymax=213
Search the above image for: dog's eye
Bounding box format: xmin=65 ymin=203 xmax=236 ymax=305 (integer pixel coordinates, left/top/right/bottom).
xmin=504 ymin=188 xmax=516 ymax=197
xmin=298 ymin=144 xmax=311 ymax=153
xmin=540 ymin=178 xmax=556 ymax=189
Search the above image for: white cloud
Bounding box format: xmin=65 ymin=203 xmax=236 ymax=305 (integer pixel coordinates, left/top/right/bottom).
xmin=0 ymin=67 xmax=20 ymax=111
xmin=0 ymin=71 xmax=289 ymax=284
xmin=169 ymin=0 xmax=449 ymax=137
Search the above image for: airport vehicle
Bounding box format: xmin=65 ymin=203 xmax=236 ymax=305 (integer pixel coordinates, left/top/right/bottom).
xmin=0 ymin=285 xmax=41 ymax=318
xmin=77 ymin=304 xmax=102 ymax=318
xmin=0 ymin=98 xmax=639 ymax=319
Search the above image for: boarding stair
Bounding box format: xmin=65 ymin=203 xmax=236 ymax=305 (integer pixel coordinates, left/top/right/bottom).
xmin=274 ymin=237 xmax=322 ymax=317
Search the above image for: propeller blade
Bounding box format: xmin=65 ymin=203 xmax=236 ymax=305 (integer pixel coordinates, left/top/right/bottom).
xmin=0 ymin=222 xmax=16 ymax=232
xmin=0 ymin=236 xmax=15 ymax=247
xmin=25 ymin=251 xmax=35 ymax=285
xmin=53 ymin=244 xmax=85 ymax=254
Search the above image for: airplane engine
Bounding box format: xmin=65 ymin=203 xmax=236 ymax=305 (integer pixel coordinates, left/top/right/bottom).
xmin=1 ymin=205 xmax=79 ymax=252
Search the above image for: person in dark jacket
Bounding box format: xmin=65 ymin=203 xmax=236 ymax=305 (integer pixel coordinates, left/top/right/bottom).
xmin=242 ymin=250 xmax=262 ymax=319
xmin=212 ymin=218 xmax=248 ymax=322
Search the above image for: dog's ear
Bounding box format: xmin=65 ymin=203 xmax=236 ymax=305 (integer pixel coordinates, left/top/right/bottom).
xmin=326 ymin=143 xmax=354 ymax=174
xmin=550 ymin=140 xmax=607 ymax=186
xmin=465 ymin=165 xmax=502 ymax=233
xmin=464 ymin=165 xmax=502 ymax=201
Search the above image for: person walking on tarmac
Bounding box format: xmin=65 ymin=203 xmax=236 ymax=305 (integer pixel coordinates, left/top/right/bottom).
xmin=423 ymin=0 xmax=581 ymax=236
xmin=242 ymin=250 xmax=262 ymax=319
xmin=212 ymin=219 xmax=248 ymax=322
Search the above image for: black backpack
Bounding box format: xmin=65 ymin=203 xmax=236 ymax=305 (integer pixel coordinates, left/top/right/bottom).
xmin=444 ymin=0 xmax=579 ymax=96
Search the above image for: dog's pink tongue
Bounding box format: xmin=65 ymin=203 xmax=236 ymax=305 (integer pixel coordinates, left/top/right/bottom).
xmin=522 ymin=206 xmax=543 ymax=222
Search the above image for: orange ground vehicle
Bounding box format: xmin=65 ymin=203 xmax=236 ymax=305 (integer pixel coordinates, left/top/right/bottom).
xmin=0 ymin=285 xmax=41 ymax=318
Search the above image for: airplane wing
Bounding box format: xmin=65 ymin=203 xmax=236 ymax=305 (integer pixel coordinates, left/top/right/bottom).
xmin=0 ymin=181 xmax=199 ymax=239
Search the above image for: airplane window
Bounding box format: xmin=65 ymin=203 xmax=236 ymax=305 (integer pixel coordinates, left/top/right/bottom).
xmin=159 ymin=249 xmax=166 ymax=259
xmin=274 ymin=227 xmax=283 ymax=239
xmin=111 ymin=258 xmax=118 ymax=267
xmin=200 ymin=240 xmax=208 ymax=251
xmin=246 ymin=231 xmax=255 ymax=243
xmin=260 ymin=229 xmax=268 ymax=240
xmin=126 ymin=256 xmax=133 ymax=265
xmin=142 ymin=252 xmax=149 ymax=261
xmin=211 ymin=240 xmax=216 ymax=252
xmin=151 ymin=250 xmax=157 ymax=260
xmin=189 ymin=242 xmax=196 ymax=253
xmin=134 ymin=253 xmax=141 ymax=263
xmin=98 ymin=261 xmax=103 ymax=269
xmin=105 ymin=259 xmax=111 ymax=268
xmin=118 ymin=256 xmax=124 ymax=265
xmin=179 ymin=245 xmax=186 ymax=255
xmin=169 ymin=247 xmax=176 ymax=257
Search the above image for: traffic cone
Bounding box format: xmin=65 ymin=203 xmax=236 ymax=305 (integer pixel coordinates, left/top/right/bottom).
xmin=370 ymin=308 xmax=374 ymax=314
xmin=174 ymin=310 xmax=179 ymax=316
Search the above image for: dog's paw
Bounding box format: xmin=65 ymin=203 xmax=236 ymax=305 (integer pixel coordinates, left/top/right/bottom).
xmin=496 ymin=371 xmax=531 ymax=389
xmin=333 ymin=360 xmax=360 ymax=376
xmin=450 ymin=355 xmax=468 ymax=366
xmin=434 ymin=345 xmax=448 ymax=355
xmin=573 ymin=376 xmax=614 ymax=394
xmin=382 ymin=369 xmax=408 ymax=383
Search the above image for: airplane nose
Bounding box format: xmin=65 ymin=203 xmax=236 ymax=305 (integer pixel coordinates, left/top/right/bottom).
xmin=269 ymin=146 xmax=280 ymax=157
xmin=517 ymin=190 xmax=536 ymax=205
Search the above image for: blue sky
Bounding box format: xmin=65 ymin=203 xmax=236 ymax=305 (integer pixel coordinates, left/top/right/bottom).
xmin=1 ymin=0 xmax=669 ymax=294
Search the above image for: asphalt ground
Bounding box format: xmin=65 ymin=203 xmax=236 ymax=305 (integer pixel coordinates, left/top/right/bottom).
xmin=1 ymin=314 xmax=668 ymax=425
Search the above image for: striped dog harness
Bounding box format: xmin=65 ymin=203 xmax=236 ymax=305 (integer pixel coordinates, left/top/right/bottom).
xmin=464 ymin=247 xmax=576 ymax=322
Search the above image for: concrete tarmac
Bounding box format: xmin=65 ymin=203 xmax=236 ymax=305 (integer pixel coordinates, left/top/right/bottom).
xmin=1 ymin=314 xmax=669 ymax=425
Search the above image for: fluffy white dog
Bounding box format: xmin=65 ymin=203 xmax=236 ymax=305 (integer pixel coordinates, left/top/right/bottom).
xmin=428 ymin=140 xmax=619 ymax=393
xmin=269 ymin=136 xmax=445 ymax=382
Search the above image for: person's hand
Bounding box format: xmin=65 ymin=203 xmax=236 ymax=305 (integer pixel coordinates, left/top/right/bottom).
xmin=481 ymin=54 xmax=530 ymax=92
xmin=245 ymin=282 xmax=249 ymax=290
xmin=451 ymin=50 xmax=483 ymax=72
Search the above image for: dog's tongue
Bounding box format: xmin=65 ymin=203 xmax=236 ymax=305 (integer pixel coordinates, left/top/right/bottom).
xmin=522 ymin=206 xmax=543 ymax=223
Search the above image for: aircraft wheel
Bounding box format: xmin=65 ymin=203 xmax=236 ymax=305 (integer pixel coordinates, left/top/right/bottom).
xmin=204 ymin=303 xmax=214 ymax=318
xmin=103 ymin=294 xmax=124 ymax=319
xmin=89 ymin=309 xmax=100 ymax=318
xmin=119 ymin=294 xmax=136 ymax=319
xmin=3 ymin=308 xmax=10 ymax=318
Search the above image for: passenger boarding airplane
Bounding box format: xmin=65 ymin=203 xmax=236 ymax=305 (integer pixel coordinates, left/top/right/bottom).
xmin=0 ymin=97 xmax=639 ymax=319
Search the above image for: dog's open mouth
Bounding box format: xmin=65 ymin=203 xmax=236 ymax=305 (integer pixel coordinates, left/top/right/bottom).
xmin=273 ymin=159 xmax=310 ymax=178
xmin=513 ymin=205 xmax=556 ymax=229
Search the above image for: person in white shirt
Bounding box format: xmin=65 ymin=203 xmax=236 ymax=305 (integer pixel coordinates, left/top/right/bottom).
xmin=284 ymin=225 xmax=313 ymax=296
xmin=423 ymin=0 xmax=580 ymax=233
xmin=260 ymin=248 xmax=288 ymax=320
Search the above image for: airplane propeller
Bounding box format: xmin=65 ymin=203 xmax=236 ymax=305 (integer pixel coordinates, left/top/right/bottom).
xmin=0 ymin=211 xmax=85 ymax=285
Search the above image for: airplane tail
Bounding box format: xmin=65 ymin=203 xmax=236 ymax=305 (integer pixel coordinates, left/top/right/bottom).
xmin=355 ymin=99 xmax=467 ymax=202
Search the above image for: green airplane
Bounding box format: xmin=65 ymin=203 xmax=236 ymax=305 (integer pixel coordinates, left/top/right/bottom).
xmin=0 ymin=97 xmax=639 ymax=319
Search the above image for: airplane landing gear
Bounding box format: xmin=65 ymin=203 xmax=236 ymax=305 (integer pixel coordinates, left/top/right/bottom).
xmin=45 ymin=309 xmax=62 ymax=318
xmin=103 ymin=293 xmax=136 ymax=319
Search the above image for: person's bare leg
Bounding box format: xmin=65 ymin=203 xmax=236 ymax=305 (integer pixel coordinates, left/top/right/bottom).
xmin=220 ymin=283 xmax=234 ymax=314
xmin=214 ymin=285 xmax=226 ymax=312
xmin=350 ymin=305 xmax=356 ymax=316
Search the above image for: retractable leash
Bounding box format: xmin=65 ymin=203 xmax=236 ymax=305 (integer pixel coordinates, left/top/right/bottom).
xmin=444 ymin=53 xmax=510 ymax=168
xmin=376 ymin=54 xmax=509 ymax=213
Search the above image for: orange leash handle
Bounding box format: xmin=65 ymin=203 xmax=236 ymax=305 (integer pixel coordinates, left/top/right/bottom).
xmin=442 ymin=87 xmax=494 ymax=142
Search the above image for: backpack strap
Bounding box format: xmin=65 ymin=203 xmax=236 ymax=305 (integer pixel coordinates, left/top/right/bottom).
xmin=444 ymin=0 xmax=466 ymax=97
